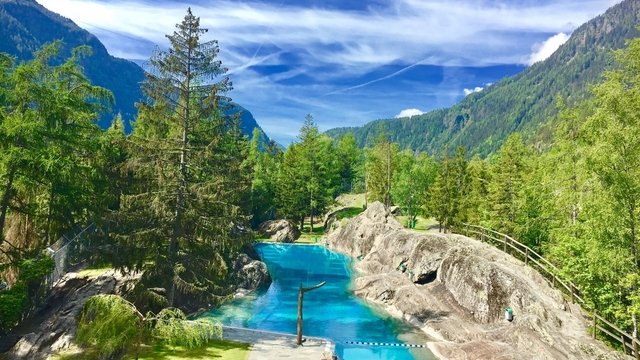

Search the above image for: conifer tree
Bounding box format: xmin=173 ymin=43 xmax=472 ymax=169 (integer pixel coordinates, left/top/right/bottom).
xmin=465 ymin=156 xmax=490 ymax=225
xmin=488 ymin=134 xmax=528 ymax=235
xmin=335 ymin=133 xmax=362 ymax=193
xmin=429 ymin=152 xmax=452 ymax=232
xmin=366 ymin=132 xmax=397 ymax=207
xmin=111 ymin=9 xmax=250 ymax=309
xmin=450 ymin=146 xmax=469 ymax=229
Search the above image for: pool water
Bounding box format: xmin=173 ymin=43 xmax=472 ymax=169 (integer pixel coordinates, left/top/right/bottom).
xmin=200 ymin=243 xmax=436 ymax=360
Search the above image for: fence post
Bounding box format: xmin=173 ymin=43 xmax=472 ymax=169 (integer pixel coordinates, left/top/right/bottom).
xmin=525 ymin=248 xmax=529 ymax=266
xmin=503 ymin=235 xmax=507 ymax=252
xmin=481 ymin=228 xmax=485 ymax=242
xmin=592 ymin=312 xmax=597 ymax=339
xmin=633 ymin=338 xmax=639 ymax=360
xmin=622 ymin=334 xmax=628 ymax=355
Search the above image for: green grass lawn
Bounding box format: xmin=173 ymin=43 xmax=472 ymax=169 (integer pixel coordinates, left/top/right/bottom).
xmin=54 ymin=340 xmax=251 ymax=360
xmin=297 ymin=223 xmax=324 ymax=244
xmin=76 ymin=264 xmax=113 ymax=278
xmin=396 ymin=215 xmax=439 ymax=231
xmin=128 ymin=340 xmax=251 ymax=360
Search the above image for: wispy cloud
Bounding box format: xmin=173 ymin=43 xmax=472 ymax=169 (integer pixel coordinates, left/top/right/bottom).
xmin=34 ymin=0 xmax=620 ymax=145
xmin=37 ymin=0 xmax=616 ymax=68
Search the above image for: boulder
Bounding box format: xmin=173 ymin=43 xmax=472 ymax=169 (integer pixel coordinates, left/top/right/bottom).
xmin=233 ymin=254 xmax=271 ymax=293
xmin=258 ymin=219 xmax=300 ymax=243
xmin=325 ymin=201 xmax=625 ymax=360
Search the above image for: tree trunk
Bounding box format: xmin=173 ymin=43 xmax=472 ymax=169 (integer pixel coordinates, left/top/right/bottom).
xmin=169 ymin=27 xmax=193 ymax=307
xmin=45 ymin=184 xmax=55 ymax=245
xmin=310 ymin=211 xmax=314 ymax=233
xmin=0 ymin=166 xmax=16 ymax=246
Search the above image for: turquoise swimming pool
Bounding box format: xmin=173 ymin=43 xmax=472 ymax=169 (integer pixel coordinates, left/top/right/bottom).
xmin=200 ymin=243 xmax=436 ymax=360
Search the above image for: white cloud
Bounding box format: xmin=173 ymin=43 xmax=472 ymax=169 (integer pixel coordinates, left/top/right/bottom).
xmin=527 ymin=32 xmax=571 ymax=65
xmin=395 ymin=108 xmax=425 ymax=118
xmin=463 ymin=86 xmax=484 ymax=96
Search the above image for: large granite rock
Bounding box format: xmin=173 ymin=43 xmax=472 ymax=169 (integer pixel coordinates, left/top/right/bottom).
xmin=233 ymin=254 xmax=271 ymax=295
xmin=325 ymin=201 xmax=626 ymax=360
xmin=258 ymin=219 xmax=300 ymax=243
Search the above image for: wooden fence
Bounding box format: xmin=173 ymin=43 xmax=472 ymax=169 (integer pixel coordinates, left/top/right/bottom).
xmin=462 ymin=223 xmax=639 ymax=359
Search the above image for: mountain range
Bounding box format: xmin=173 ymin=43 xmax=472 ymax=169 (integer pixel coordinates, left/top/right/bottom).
xmin=0 ymin=0 xmax=273 ymax=144
xmin=326 ymin=0 xmax=640 ymax=157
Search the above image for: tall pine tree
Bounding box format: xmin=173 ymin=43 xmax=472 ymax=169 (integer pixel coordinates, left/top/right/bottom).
xmin=111 ymin=9 xmax=250 ymax=309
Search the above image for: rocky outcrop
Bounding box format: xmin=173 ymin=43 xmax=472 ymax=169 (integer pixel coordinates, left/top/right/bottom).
xmin=4 ymin=270 xmax=136 ymax=360
xmin=233 ymin=254 xmax=271 ymax=296
xmin=258 ymin=220 xmax=300 ymax=243
xmin=325 ymin=201 xmax=626 ymax=360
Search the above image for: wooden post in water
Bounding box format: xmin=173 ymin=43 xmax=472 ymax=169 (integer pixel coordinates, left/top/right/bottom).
xmin=297 ymin=281 xmax=326 ymax=346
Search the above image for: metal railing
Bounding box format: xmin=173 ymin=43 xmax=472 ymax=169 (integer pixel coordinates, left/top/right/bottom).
xmin=44 ymin=223 xmax=96 ymax=288
xmin=462 ymin=223 xmax=639 ymax=359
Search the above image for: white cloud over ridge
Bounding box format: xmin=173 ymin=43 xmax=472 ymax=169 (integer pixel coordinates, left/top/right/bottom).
xmin=527 ymin=33 xmax=571 ymax=65
xmin=464 ymin=86 xmax=484 ymax=96
xmin=395 ymin=108 xmax=424 ymax=118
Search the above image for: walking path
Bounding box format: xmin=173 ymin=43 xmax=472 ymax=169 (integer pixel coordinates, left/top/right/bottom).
xmin=223 ymin=326 xmax=334 ymax=360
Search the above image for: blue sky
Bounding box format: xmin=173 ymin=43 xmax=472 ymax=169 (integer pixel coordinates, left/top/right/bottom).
xmin=37 ymin=0 xmax=620 ymax=145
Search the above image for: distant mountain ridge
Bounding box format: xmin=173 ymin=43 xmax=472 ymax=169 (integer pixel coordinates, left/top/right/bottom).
xmin=326 ymin=0 xmax=640 ymax=157
xmin=0 ymin=0 xmax=144 ymax=130
xmin=0 ymin=0 xmax=274 ymax=144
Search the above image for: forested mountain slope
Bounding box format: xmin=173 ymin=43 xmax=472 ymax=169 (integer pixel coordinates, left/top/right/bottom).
xmin=0 ymin=0 xmax=144 ymax=130
xmin=0 ymin=0 xmax=274 ymax=143
xmin=326 ymin=0 xmax=640 ymax=157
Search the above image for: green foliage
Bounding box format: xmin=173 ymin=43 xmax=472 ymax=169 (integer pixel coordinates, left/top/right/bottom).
xmin=0 ymin=41 xmax=106 ymax=331
xmin=365 ymin=133 xmax=398 ymax=206
xmin=249 ymin=128 xmax=283 ymax=227
xmin=77 ymin=295 xmax=223 ymax=359
xmin=391 ymin=152 xmax=438 ymax=226
xmin=77 ymin=295 xmax=143 ymax=359
xmin=151 ymin=308 xmax=221 ymax=348
xmin=427 ymin=147 xmax=468 ymax=232
xmin=276 ymin=115 xmax=339 ymax=231
xmin=487 ymin=134 xmax=529 ymax=236
xmin=0 ymin=257 xmax=51 ymax=332
xmin=335 ymin=133 xmax=363 ymax=193
xmin=109 ymin=9 xmax=251 ymax=309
